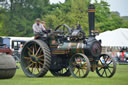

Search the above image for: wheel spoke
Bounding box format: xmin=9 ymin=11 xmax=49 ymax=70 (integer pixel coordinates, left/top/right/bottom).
xmin=81 ymin=69 xmax=85 ymax=74
xmin=24 ymin=57 xmax=31 ymax=60
xmin=82 ymin=63 xmax=87 ymax=70
xmin=39 ymin=50 xmax=43 ymax=55
xmin=81 ymin=67 xmax=87 ymax=70
xmin=101 ymin=69 xmax=105 ymax=76
xmin=83 ymin=63 xmax=87 ymax=67
xmin=27 ymin=47 xmax=33 ymax=53
xmin=80 ymin=59 xmax=82 ymax=64
xmin=79 ymin=69 xmax=81 ymax=77
xmin=37 ymin=55 xmax=44 ymax=58
xmin=61 ymin=69 xmax=63 ymax=74
xmin=72 ymin=67 xmax=76 ymax=71
xmin=36 ymin=63 xmax=40 ymax=73
xmin=26 ymin=60 xmax=32 ymax=63
xmin=34 ymin=43 xmax=37 ymax=51
xmin=38 ymin=62 xmax=44 ymax=66
xmin=39 ymin=59 xmax=44 ymax=61
xmin=108 ymin=61 xmax=112 ymax=65
xmin=98 ymin=67 xmax=103 ymax=72
xmin=26 ymin=63 xmax=33 ymax=69
xmin=31 ymin=63 xmax=34 ymax=73
xmin=100 ymin=59 xmax=104 ymax=65
xmin=76 ymin=69 xmax=80 ymax=75
xmin=104 ymin=69 xmax=108 ymax=77
xmin=28 ymin=51 xmax=32 ymax=56
xmin=37 ymin=63 xmax=42 ymax=71
xmin=33 ymin=67 xmax=36 ymax=72
xmin=105 ymin=56 xmax=109 ymax=63
xmin=65 ymin=68 xmax=68 ymax=71
xmin=38 ymin=63 xmax=41 ymax=67
xmin=72 ymin=62 xmax=77 ymax=66
xmin=35 ymin=47 xmax=41 ymax=56
xmin=33 ymin=46 xmax=35 ymax=55
xmin=97 ymin=65 xmax=104 ymax=68
xmin=107 ymin=68 xmax=112 ymax=74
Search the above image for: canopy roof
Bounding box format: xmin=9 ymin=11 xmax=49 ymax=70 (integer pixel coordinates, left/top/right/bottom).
xmin=96 ymin=28 xmax=128 ymax=47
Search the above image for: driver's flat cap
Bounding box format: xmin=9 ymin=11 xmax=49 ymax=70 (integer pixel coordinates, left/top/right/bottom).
xmin=36 ymin=18 xmax=41 ymax=21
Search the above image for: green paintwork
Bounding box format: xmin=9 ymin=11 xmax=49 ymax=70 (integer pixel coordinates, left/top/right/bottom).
xmin=52 ymin=41 xmax=86 ymax=55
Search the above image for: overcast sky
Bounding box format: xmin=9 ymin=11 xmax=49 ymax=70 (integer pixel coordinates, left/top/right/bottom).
xmin=50 ymin=0 xmax=128 ymax=16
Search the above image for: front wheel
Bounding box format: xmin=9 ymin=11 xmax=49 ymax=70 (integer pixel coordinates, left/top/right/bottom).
xmin=96 ymin=54 xmax=116 ymax=78
xmin=69 ymin=53 xmax=90 ymax=78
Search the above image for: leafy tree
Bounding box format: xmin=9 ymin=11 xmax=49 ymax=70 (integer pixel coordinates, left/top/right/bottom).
xmin=43 ymin=0 xmax=90 ymax=34
xmin=0 ymin=7 xmax=8 ymax=36
xmin=94 ymin=0 xmax=124 ymax=32
xmin=0 ymin=0 xmax=127 ymax=37
xmin=0 ymin=0 xmax=50 ymax=36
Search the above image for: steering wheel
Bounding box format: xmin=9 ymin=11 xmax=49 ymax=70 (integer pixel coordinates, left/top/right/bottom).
xmin=55 ymin=24 xmax=72 ymax=37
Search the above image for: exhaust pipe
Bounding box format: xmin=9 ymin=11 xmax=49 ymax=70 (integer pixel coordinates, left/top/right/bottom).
xmin=88 ymin=4 xmax=95 ymax=36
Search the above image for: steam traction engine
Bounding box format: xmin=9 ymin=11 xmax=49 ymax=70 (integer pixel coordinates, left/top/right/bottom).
xmin=20 ymin=4 xmax=116 ymax=78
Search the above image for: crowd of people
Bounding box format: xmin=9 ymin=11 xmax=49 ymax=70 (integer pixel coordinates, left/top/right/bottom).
xmin=106 ymin=47 xmax=128 ymax=63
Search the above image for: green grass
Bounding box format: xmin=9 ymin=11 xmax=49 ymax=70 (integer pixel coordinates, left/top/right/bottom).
xmin=0 ymin=65 xmax=128 ymax=85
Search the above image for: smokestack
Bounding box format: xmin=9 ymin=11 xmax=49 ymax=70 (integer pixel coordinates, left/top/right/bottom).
xmin=88 ymin=4 xmax=95 ymax=36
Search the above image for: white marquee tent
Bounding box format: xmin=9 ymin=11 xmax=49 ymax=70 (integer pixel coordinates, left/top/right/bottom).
xmin=96 ymin=28 xmax=128 ymax=47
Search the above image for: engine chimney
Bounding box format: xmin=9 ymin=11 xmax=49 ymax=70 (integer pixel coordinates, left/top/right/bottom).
xmin=88 ymin=4 xmax=95 ymax=36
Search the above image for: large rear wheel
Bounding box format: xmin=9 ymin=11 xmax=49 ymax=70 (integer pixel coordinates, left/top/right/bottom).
xmin=20 ymin=40 xmax=51 ymax=77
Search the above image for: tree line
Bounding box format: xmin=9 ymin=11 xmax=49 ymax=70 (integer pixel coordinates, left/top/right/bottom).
xmin=0 ymin=0 xmax=128 ymax=37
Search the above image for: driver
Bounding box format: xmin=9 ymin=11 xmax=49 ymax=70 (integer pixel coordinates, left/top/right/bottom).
xmin=32 ymin=18 xmax=47 ymax=38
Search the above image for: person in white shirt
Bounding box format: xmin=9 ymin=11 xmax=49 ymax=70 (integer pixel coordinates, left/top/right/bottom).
xmin=32 ymin=18 xmax=46 ymax=36
xmin=18 ymin=44 xmax=23 ymax=53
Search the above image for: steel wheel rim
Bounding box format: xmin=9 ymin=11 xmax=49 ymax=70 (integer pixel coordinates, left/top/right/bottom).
xmin=96 ymin=54 xmax=116 ymax=78
xmin=55 ymin=24 xmax=71 ymax=36
xmin=21 ymin=41 xmax=45 ymax=76
xmin=69 ymin=54 xmax=90 ymax=78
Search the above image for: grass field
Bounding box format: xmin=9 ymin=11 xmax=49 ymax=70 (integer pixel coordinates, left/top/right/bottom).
xmin=0 ymin=65 xmax=128 ymax=85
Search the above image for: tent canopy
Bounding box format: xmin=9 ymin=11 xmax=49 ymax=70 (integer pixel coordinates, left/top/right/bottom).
xmin=96 ymin=28 xmax=128 ymax=47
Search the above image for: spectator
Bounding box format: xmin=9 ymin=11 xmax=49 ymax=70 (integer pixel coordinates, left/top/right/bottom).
xmin=18 ymin=44 xmax=23 ymax=54
xmin=41 ymin=21 xmax=47 ymax=30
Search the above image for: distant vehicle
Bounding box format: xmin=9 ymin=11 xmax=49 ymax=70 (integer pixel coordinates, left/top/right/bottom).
xmin=0 ymin=44 xmax=12 ymax=55
xmin=0 ymin=37 xmax=33 ymax=61
xmin=1 ymin=37 xmax=33 ymax=50
xmin=0 ymin=37 xmax=12 ymax=55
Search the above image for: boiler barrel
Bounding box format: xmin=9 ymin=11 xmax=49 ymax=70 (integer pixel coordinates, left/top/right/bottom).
xmin=55 ymin=42 xmax=86 ymax=54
